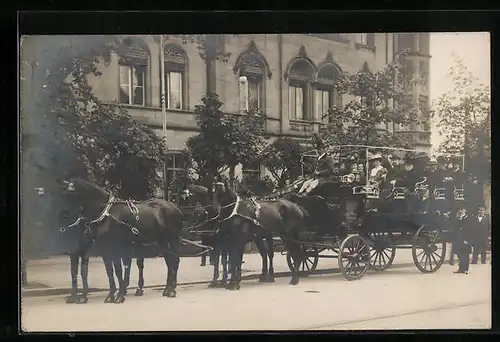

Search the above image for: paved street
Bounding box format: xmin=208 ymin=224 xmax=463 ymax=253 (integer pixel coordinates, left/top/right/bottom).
xmin=23 ymin=248 xmax=424 ymax=296
xmin=21 ymin=262 xmax=491 ymax=331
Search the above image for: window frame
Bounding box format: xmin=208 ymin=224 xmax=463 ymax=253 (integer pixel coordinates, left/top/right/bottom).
xmin=288 ymin=82 xmax=307 ymax=121
xmin=242 ymin=161 xmax=262 ymax=182
xmin=118 ymin=63 xmax=147 ymax=106
xmin=287 ymin=59 xmax=315 ymax=122
xmin=161 ymin=44 xmax=188 ymax=111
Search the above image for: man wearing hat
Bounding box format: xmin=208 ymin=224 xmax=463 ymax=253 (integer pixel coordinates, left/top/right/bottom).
xmin=368 ymin=153 xmax=388 ymax=188
xmin=452 ymin=208 xmax=473 ymax=274
xmin=470 ymin=205 xmax=490 ymax=264
xmin=298 ymin=136 xmax=335 ymax=196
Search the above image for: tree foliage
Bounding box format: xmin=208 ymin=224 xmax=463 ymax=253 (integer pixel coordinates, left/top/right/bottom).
xmin=186 ymin=94 xmax=266 ymax=186
xmin=260 ymin=137 xmax=306 ymax=187
xmin=431 ymin=53 xmax=491 ymax=181
xmin=319 ymin=52 xmax=419 ymax=149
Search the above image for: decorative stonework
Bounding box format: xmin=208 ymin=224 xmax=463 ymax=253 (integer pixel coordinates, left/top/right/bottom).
xmin=233 ymin=40 xmax=272 ymax=79
xmin=164 ymin=44 xmax=187 ymax=64
xmin=284 ymin=46 xmax=317 ymax=81
xmin=115 ymin=37 xmax=150 ymax=66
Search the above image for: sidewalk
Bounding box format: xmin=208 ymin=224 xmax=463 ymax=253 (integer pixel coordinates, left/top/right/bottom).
xmin=22 ymin=247 xmax=471 ymax=298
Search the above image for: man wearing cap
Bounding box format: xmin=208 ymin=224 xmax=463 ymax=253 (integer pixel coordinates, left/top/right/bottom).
xmin=298 ymin=139 xmax=335 ymax=196
xmin=471 ymin=205 xmax=490 ymax=264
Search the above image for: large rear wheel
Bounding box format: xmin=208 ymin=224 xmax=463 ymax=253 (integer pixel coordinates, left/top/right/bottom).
xmin=412 ymin=225 xmax=446 ymax=273
xmin=338 ymin=235 xmax=370 ymax=281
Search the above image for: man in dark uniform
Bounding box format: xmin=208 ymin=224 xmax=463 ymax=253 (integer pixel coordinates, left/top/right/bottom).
xmin=471 ymin=205 xmax=490 ymax=264
xmin=453 ymin=208 xmax=473 ymax=274
xmin=298 ymin=138 xmax=336 ymax=196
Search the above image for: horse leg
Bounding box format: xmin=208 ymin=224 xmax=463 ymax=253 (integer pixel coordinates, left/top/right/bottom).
xmin=76 ymin=255 xmax=90 ymax=304
xmin=135 ymin=257 xmax=145 ymax=296
xmin=220 ymin=250 xmax=229 ymax=285
xmin=65 ymin=254 xmax=79 ymax=304
xmin=122 ymin=256 xmax=132 ymax=296
xmin=208 ymin=249 xmax=220 ymax=288
xmin=254 ymin=238 xmax=268 ymax=282
xmin=102 ymin=256 xmax=117 ymax=303
xmin=265 ymin=237 xmax=275 ymax=282
xmin=285 ymin=239 xmax=303 ymax=286
xmin=112 ymin=256 xmax=126 ymax=304
xmin=226 ymin=244 xmax=239 ymax=290
xmin=162 ymin=250 xmax=180 ymax=298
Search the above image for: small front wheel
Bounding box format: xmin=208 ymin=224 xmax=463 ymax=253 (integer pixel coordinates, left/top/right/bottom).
xmin=412 ymin=225 xmax=446 ymax=273
xmin=338 ymin=235 xmax=370 ymax=281
xmin=286 ymin=249 xmax=319 ymax=276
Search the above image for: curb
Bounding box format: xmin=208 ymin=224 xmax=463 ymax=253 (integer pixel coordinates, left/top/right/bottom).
xmin=22 ymin=262 xmax=415 ymax=298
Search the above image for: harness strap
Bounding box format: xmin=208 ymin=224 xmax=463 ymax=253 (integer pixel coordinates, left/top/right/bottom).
xmin=88 ymin=195 xmax=115 ymax=225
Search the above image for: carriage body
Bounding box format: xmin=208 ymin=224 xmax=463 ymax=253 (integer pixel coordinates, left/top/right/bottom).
xmin=284 ymin=145 xmax=472 ymax=279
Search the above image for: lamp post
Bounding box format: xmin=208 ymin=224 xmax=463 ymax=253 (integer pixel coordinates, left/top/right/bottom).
xmin=160 ymin=35 xmax=168 ymax=200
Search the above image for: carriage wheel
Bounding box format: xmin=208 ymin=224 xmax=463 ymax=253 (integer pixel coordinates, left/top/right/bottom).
xmin=286 ymin=249 xmax=319 ymax=276
xmin=338 ymin=235 xmax=370 ymax=281
xmin=412 ymin=225 xmax=446 ymax=273
xmin=368 ymin=232 xmax=396 ymax=271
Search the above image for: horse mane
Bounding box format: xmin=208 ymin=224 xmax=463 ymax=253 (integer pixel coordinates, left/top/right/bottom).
xmin=71 ymin=177 xmax=110 ymax=199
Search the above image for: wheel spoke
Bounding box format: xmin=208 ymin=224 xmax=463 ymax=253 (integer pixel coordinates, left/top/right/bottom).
xmin=431 ymin=250 xmax=442 ymax=260
xmin=418 ymin=251 xmax=426 ymax=265
xmin=429 ymin=251 xmax=438 ymax=266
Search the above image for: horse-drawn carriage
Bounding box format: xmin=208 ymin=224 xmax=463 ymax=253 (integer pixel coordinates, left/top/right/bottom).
xmin=277 ymin=144 xmax=467 ymax=281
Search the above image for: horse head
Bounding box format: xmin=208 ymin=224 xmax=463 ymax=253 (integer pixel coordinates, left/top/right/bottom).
xmin=211 ymin=178 xmax=237 ymax=212
xmin=61 ymin=177 xmax=111 ymax=222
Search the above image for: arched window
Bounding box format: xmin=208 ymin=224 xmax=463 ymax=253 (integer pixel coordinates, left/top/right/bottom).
xmin=315 ymin=64 xmax=341 ymax=123
xmin=287 ymin=59 xmax=315 ymax=121
xmin=162 ymin=44 xmax=188 ymax=110
xmin=117 ymin=37 xmax=150 ymax=106
xmin=233 ymin=41 xmax=271 ymax=113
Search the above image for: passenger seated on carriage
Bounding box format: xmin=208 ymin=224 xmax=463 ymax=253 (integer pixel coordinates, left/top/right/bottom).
xmin=368 ymin=153 xmax=388 ymax=188
xmin=380 ymin=151 xmax=405 ymax=197
xmin=298 ymin=138 xmax=336 ymax=196
xmin=365 ymin=153 xmax=388 ymax=212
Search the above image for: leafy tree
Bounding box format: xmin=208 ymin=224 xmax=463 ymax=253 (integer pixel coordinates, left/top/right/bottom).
xmin=260 ymin=137 xmax=306 ymax=187
xmin=186 ymin=94 xmax=266 ymax=187
xmin=319 ymin=52 xmax=419 ymax=149
xmin=20 ymin=35 xmax=221 ymax=264
xmin=432 ymin=53 xmax=491 ymax=182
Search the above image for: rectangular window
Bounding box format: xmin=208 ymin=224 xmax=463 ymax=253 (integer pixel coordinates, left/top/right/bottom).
xmin=166 ymin=152 xmax=186 ymax=184
xmin=242 ymin=162 xmax=261 ymax=182
xmin=119 ymin=64 xmax=146 ymax=106
xmin=356 ymin=34 xmax=368 ymax=46
xmin=166 ymin=71 xmax=183 ymax=110
xmin=248 ymin=78 xmax=260 ymax=111
xmin=289 ymin=85 xmax=305 ymax=120
xmin=315 ymin=89 xmax=331 ymax=123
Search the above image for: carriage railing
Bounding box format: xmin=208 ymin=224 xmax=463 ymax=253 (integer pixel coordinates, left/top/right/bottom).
xmin=352 ymin=185 xmax=380 ymax=199
xmin=454 ymin=188 xmax=465 ymax=201
xmin=433 ymin=188 xmax=446 ymax=200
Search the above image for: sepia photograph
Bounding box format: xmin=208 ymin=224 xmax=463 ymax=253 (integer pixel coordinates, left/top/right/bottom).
xmin=20 ymin=32 xmax=491 ymax=331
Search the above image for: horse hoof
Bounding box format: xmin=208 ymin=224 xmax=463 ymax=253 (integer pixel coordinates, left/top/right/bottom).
xmin=258 ymin=275 xmax=267 ymax=283
xmin=134 ymin=288 xmax=144 ymax=296
xmin=104 ymin=294 xmax=115 ymax=303
xmin=290 ymin=279 xmax=299 ymax=286
xmin=166 ymin=291 xmax=177 ymax=298
xmin=113 ymin=295 xmax=126 ymax=304
xmin=267 ymin=276 xmax=275 ymax=283
xmin=65 ymin=295 xmax=77 ymax=304
xmin=208 ymin=282 xmax=218 ymax=288
xmin=75 ymin=295 xmax=88 ymax=304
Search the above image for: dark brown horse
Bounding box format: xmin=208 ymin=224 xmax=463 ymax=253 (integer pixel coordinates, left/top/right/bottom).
xmin=61 ymin=177 xmax=184 ymax=303
xmin=181 ymin=184 xmax=274 ymax=285
xmin=212 ymin=180 xmax=308 ymax=289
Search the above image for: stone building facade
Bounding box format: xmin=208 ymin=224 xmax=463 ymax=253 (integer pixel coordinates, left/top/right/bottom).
xmin=21 ymin=33 xmax=431 ymax=198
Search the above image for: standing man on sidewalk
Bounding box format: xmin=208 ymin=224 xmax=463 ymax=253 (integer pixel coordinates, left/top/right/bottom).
xmin=453 ymin=209 xmax=473 ymax=274
xmin=471 ymin=205 xmax=490 ymax=264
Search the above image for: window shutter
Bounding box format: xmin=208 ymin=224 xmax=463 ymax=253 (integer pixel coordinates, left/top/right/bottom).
xmin=238 ymin=76 xmax=249 ymax=113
